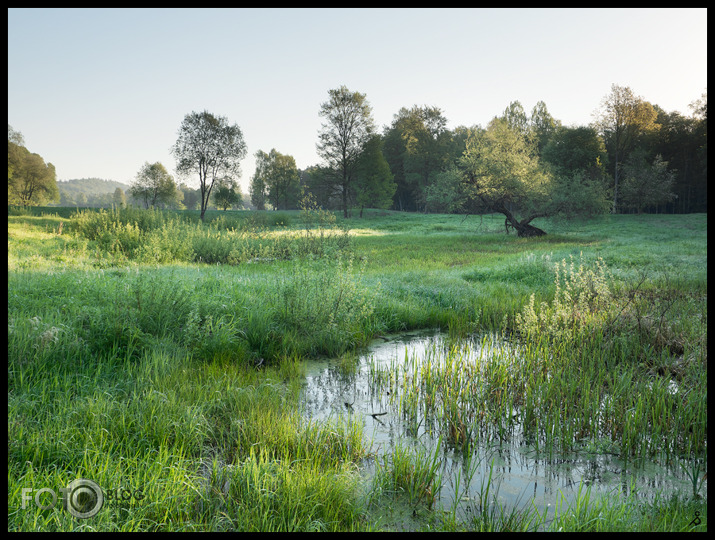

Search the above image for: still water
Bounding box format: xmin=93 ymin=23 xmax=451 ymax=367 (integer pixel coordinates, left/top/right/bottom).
xmin=299 ymin=330 xmax=704 ymax=522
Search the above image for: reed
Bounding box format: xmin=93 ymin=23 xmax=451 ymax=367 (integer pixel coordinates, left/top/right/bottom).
xmin=372 ymin=439 xmax=443 ymax=509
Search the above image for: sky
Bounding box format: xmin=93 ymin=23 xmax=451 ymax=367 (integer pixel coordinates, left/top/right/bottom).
xmin=8 ymin=8 xmax=708 ymax=193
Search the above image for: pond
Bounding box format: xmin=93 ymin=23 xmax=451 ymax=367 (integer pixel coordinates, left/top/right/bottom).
xmin=299 ymin=330 xmax=705 ymax=525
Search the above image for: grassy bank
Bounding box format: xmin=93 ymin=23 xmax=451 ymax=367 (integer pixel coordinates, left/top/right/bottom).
xmin=7 ymin=207 xmax=707 ymax=531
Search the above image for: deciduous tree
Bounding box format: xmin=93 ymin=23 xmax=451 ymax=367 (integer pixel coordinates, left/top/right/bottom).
xmin=354 ymin=135 xmax=395 ymax=217
xmin=212 ymin=176 xmax=242 ymax=211
xmin=113 ymin=187 xmax=126 ymax=208
xmin=593 ymin=84 xmax=660 ymax=212
xmin=267 ymin=149 xmax=301 ymax=210
xmin=7 ymin=142 xmax=59 ymax=206
xmin=529 ymin=100 xmax=560 ymax=154
xmin=541 ymin=125 xmax=609 ymax=179
xmin=249 ymin=152 xmax=269 ymax=211
xmin=171 ymin=110 xmax=247 ymax=220
xmin=382 ymin=106 xmax=454 ymax=212
xmin=130 ymin=162 xmax=179 ymax=209
xmin=459 ymin=118 xmax=608 ymax=236
xmin=179 ymin=183 xmax=201 ymax=211
xmin=460 ymin=118 xmax=551 ymax=236
xmin=619 ymin=151 xmax=676 ymax=214
xmin=317 ymin=86 xmax=375 ymax=217
xmin=501 ymin=101 xmax=530 ymax=140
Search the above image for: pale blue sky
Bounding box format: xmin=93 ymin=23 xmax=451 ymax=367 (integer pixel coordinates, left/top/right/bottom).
xmin=8 ymin=8 xmax=707 ymax=193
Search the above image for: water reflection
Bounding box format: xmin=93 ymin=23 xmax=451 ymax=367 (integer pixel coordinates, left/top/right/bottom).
xmin=299 ymin=330 xmax=704 ymax=519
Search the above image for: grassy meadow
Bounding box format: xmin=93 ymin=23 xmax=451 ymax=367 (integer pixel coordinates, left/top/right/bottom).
xmin=7 ymin=205 xmax=707 ymax=531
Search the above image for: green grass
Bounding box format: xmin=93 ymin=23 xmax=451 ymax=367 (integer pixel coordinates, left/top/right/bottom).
xmin=7 ymin=206 xmax=707 ymax=531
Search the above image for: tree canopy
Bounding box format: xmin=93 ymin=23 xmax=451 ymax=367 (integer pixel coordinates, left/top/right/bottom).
xmin=382 ymin=106 xmax=460 ymax=212
xmin=251 ymin=149 xmax=301 ymax=210
xmin=593 ymin=84 xmax=660 ymax=213
xmin=9 ymin=84 xmax=705 ymax=219
xmin=171 ymin=110 xmax=246 ymax=220
xmin=130 ymin=162 xmax=181 ymax=209
xmin=8 ymin=126 xmax=59 ymax=206
xmin=212 ymin=176 xmax=243 ymax=211
xmin=354 ymin=135 xmax=396 ymax=217
xmin=317 ymin=86 xmax=376 ymax=217
xmin=619 ymin=151 xmax=676 ymax=214
xmin=459 ymin=118 xmax=552 ymax=236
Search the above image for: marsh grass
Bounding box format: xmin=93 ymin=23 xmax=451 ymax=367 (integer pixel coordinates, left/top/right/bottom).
xmin=368 ymin=254 xmax=706 ymax=462
xmin=371 ymin=440 xmax=443 ymax=509
xmin=8 ymin=208 xmax=707 ymax=531
xmin=65 ymin=206 xmax=352 ymax=265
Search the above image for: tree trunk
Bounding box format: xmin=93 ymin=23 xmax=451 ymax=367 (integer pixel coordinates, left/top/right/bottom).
xmin=499 ymin=203 xmax=547 ymax=237
xmin=513 ymin=222 xmax=547 ymax=237
xmin=341 ymin=183 xmax=348 ymax=218
xmin=613 ymin=148 xmax=619 ymax=214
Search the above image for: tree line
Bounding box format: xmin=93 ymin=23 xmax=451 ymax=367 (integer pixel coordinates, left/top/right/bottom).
xmin=296 ymin=84 xmax=706 ymax=221
xmin=9 ymin=84 xmax=707 ymax=226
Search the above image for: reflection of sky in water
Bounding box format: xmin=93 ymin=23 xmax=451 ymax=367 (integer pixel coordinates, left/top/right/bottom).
xmin=299 ymin=330 xmax=705 ymax=520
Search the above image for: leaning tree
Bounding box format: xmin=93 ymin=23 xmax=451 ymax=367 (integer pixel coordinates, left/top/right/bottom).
xmin=459 ymin=118 xmax=609 ymax=237
xmin=171 ymin=110 xmax=246 ymax=221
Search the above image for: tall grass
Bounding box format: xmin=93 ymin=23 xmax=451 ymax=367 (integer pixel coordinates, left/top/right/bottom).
xmin=8 ymin=209 xmax=707 ymax=531
xmin=368 ymin=256 xmax=707 ymax=462
xmin=371 ymin=440 xmax=443 ymax=509
xmin=67 ymin=206 xmax=352 ymax=265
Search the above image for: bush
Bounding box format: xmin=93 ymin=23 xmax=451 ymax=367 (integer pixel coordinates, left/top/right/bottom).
xmin=271 ymin=255 xmax=378 ymax=356
xmin=516 ymin=255 xmax=613 ymax=342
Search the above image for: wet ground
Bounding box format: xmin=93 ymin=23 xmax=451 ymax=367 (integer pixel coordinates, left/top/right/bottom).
xmin=299 ymin=330 xmax=706 ymax=523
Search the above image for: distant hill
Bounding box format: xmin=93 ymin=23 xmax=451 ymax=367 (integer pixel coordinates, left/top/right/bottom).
xmin=52 ymin=178 xmax=131 ymax=208
xmin=57 ymin=178 xmax=131 ymax=196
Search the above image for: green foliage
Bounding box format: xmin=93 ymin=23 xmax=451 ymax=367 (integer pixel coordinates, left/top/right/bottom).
xmin=550 ymin=170 xmax=611 ymax=220
xmin=249 ymin=155 xmax=268 ymax=210
xmin=179 ymin=182 xmax=202 ymax=211
xmin=354 ymin=135 xmax=396 ymax=215
xmin=51 ymin=178 xmax=130 ymax=208
xmin=620 ymin=151 xmax=676 ymax=213
xmin=271 ymin=254 xmax=378 ymax=356
xmin=458 ymin=119 xmax=612 ymax=234
xmin=381 ymin=105 xmax=460 ymax=212
xmin=424 ymin=167 xmax=465 ymax=214
xmin=516 ymin=255 xmax=613 ymax=342
xmin=317 ymin=86 xmax=376 ymax=217
xmin=130 ymin=162 xmax=182 ymax=209
xmin=252 ymin=149 xmax=301 ymax=210
xmin=593 ymin=84 xmax=661 ymax=213
xmin=529 ymin=100 xmax=560 ymax=153
xmin=8 ymin=142 xmax=59 ymax=206
xmin=295 ymin=193 xmax=352 ymax=258
xmin=67 ymin=206 xmax=353 ymax=265
xmin=112 ymin=187 xmax=127 ymax=208
xmin=171 ymin=110 xmax=247 ymax=220
xmin=515 ymin=253 xmax=707 ymax=365
xmin=372 ymin=441 xmax=442 ymax=508
xmin=542 ymin=125 xmax=609 ymax=178
xmin=211 ymin=177 xmax=243 ymax=211
xmin=501 ymin=100 xmax=530 ymax=139
xmin=459 ymin=118 xmax=552 ymax=231
xmin=7 ymin=208 xmax=708 ymax=531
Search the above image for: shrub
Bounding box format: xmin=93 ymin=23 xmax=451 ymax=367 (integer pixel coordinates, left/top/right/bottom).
xmin=516 ymin=255 xmax=613 ymax=342
xmin=271 ymin=255 xmax=377 ymax=356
